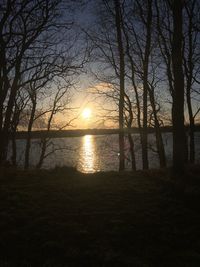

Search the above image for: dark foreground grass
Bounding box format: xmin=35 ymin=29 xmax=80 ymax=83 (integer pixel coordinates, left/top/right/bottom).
xmin=0 ymin=166 xmax=200 ymax=267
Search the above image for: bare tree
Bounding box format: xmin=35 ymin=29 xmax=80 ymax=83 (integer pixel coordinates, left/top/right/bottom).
xmin=11 ymin=91 xmax=29 ymax=165
xmin=0 ymin=0 xmax=64 ymax=164
xmin=36 ymin=81 xmax=74 ymax=169
xmin=171 ymin=0 xmax=188 ymax=176
xmin=82 ymin=0 xmax=129 ymax=170
xmin=121 ymin=0 xmax=167 ymax=168
xmin=183 ymin=0 xmax=200 ymax=163
xmin=0 ymin=0 xmax=87 ymax=168
xmin=114 ymin=0 xmax=126 ymax=170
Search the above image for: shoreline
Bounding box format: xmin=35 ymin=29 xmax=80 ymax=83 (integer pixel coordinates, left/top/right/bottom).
xmin=13 ymin=124 xmax=200 ymax=139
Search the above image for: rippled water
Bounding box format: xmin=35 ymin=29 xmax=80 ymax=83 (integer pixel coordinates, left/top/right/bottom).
xmin=8 ymin=133 xmax=200 ymax=172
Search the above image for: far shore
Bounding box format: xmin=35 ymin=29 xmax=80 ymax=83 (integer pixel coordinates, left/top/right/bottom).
xmin=13 ymin=124 xmax=200 ymax=139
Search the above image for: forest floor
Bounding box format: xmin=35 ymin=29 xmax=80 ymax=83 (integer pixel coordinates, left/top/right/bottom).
xmin=0 ymin=165 xmax=200 ymax=267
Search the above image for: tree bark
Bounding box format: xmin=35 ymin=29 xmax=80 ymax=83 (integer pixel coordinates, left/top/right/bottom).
xmin=36 ymin=138 xmax=47 ymax=169
xmin=184 ymin=2 xmax=196 ymax=163
xmin=141 ymin=0 xmax=152 ymax=170
xmin=122 ymin=18 xmax=142 ymax=170
xmin=24 ymin=98 xmax=36 ymax=169
xmin=114 ymin=0 xmax=125 ymax=171
xmin=171 ymin=0 xmax=187 ymax=176
xmin=0 ymin=65 xmax=20 ymax=164
xmin=128 ymin=133 xmax=136 ymax=171
xmin=187 ymin=89 xmax=195 ymax=163
xmin=148 ymin=85 xmax=166 ymax=167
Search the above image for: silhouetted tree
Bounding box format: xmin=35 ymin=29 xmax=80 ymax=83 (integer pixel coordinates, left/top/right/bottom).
xmin=171 ymin=0 xmax=188 ymax=175
xmin=183 ymin=0 xmax=200 ymax=163
xmin=0 ymin=0 xmax=63 ymax=164
xmin=0 ymin=0 xmax=87 ymax=167
xmin=122 ymin=0 xmax=166 ymax=168
xmin=83 ymin=0 xmax=129 ymax=170
xmin=114 ymin=0 xmax=126 ymax=170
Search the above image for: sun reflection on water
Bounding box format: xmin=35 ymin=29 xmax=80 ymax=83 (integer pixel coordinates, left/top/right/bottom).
xmin=78 ymin=135 xmax=98 ymax=173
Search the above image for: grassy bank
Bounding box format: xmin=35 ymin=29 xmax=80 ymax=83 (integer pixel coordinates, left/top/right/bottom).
xmin=0 ymin=166 xmax=200 ymax=266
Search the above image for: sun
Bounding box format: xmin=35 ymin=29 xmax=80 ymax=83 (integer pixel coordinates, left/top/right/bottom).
xmin=82 ymin=108 xmax=92 ymax=119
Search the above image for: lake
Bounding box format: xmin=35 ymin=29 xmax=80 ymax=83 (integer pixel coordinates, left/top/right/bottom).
xmin=8 ymin=133 xmax=200 ymax=172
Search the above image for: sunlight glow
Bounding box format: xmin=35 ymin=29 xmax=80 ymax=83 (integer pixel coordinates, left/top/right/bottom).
xmin=82 ymin=108 xmax=92 ymax=119
xmin=79 ymin=135 xmax=96 ymax=173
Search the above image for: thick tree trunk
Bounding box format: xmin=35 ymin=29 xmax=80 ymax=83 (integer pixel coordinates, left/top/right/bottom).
xmin=124 ymin=92 xmax=136 ymax=171
xmin=114 ymin=0 xmax=125 ymax=171
xmin=187 ymin=91 xmax=195 ymax=163
xmin=142 ymin=82 xmax=148 ymax=170
xmin=24 ymin=99 xmax=36 ymax=169
xmin=172 ymin=1 xmax=187 ymax=175
xmin=155 ymin=124 xmax=166 ymax=168
xmin=36 ymin=138 xmax=47 ymax=169
xmin=185 ymin=6 xmax=195 ymax=164
xmin=128 ymin=133 xmax=136 ymax=171
xmin=189 ymin=118 xmax=195 ymax=163
xmin=141 ymin=0 xmax=152 ymax=170
xmin=148 ymin=86 xmax=166 ymax=168
xmin=0 ymin=72 xmax=20 ymax=164
xmin=122 ymin=23 xmax=141 ymax=171
xmin=11 ymin=110 xmax=20 ymax=166
xmin=11 ymin=132 xmax=17 ymax=166
xmin=24 ymin=132 xmax=31 ymax=169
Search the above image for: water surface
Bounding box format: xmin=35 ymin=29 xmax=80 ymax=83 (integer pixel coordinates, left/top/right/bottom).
xmin=8 ymin=133 xmax=200 ymax=172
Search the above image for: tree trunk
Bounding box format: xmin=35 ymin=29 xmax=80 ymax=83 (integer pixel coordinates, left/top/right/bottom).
xmin=114 ymin=0 xmax=125 ymax=171
xmin=142 ymin=82 xmax=148 ymax=170
xmin=172 ymin=0 xmax=187 ymax=176
xmin=141 ymin=0 xmax=152 ymax=170
xmin=128 ymin=133 xmax=136 ymax=171
xmin=155 ymin=123 xmax=166 ymax=168
xmin=148 ymin=86 xmax=166 ymax=168
xmin=187 ymin=90 xmax=195 ymax=163
xmin=24 ymin=99 xmax=36 ymax=169
xmin=124 ymin=92 xmax=137 ymax=171
xmin=0 ymin=71 xmax=20 ymax=164
xmin=122 ymin=22 xmax=141 ymax=171
xmin=184 ymin=4 xmax=195 ymax=164
xmin=36 ymin=138 xmax=47 ymax=169
xmin=11 ymin=110 xmax=20 ymax=166
xmin=11 ymin=132 xmax=17 ymax=166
